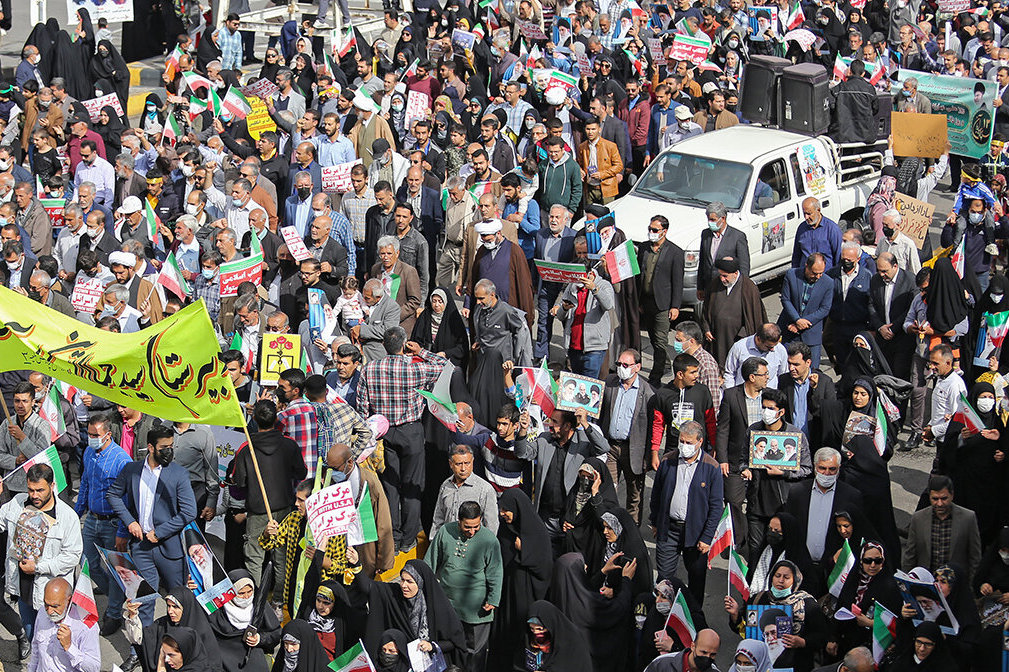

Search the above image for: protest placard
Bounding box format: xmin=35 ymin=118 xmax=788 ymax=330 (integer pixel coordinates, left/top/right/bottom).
xmin=452 ymin=28 xmax=476 ymax=52
xmin=892 ymin=111 xmax=948 ymax=158
xmin=67 ymin=0 xmax=133 ymax=24
xmin=321 ymin=159 xmax=363 ymax=193
xmin=938 ymin=0 xmax=970 ymax=12
xmin=305 ymin=482 xmax=358 ymax=548
xmin=219 ymin=254 xmax=262 ymax=297
xmin=534 ymin=259 xmax=588 ymax=283
xmin=519 ymin=20 xmax=548 ymax=40
xmin=81 ymin=93 xmax=125 ymax=123
xmin=261 ymin=333 xmax=301 ymax=385
xmin=671 ymin=34 xmax=711 ymax=65
xmin=71 ymin=276 xmax=106 ymax=313
xmin=405 ymin=90 xmax=430 ymax=126
xmin=241 ymin=78 xmax=280 ymax=100
xmin=42 ymin=199 xmax=65 ymax=228
xmin=280 ymin=226 xmax=312 ymax=261
xmin=894 ymin=192 xmax=936 ymax=249
xmin=576 ymin=53 xmax=593 ymax=75
xmin=245 ymin=96 xmax=276 ymax=141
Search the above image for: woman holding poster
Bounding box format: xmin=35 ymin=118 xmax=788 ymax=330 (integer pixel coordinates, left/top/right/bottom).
xmin=124 ymin=587 xmax=222 ymax=672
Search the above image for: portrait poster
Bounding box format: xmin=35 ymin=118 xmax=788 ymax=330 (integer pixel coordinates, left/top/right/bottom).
xmin=749 ymin=430 xmax=803 ymax=471
xmin=894 ymin=570 xmax=960 ymax=635
xmin=556 ymin=372 xmax=604 ymax=418
xmin=841 ymin=411 xmax=875 ymax=447
xmin=745 ymin=604 xmax=793 ymax=666
xmin=183 ymin=522 xmax=235 ymax=613
xmin=96 ymin=546 xmax=156 ymax=602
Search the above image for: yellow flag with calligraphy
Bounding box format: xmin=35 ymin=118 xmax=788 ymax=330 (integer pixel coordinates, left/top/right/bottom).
xmin=0 ymin=287 xmax=244 ymax=426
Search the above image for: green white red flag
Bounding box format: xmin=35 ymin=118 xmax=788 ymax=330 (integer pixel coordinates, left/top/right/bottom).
xmin=516 ymin=362 xmax=558 ymax=414
xmin=162 ymin=114 xmax=183 ymax=146
xmin=9 ymin=445 xmax=68 ymax=493
xmin=329 ymin=641 xmax=375 ymax=672
xmin=828 ymin=539 xmax=855 ymax=597
xmin=39 ymin=385 xmax=66 ymax=443
xmin=986 ymin=311 xmax=1009 ymax=348
xmin=663 ymin=589 xmax=696 ymax=647
xmin=223 ymin=86 xmax=252 ymax=120
xmin=603 ymin=239 xmax=641 ymax=284
xmin=229 ymin=331 xmax=255 ymax=374
xmin=728 ymin=547 xmax=750 ymax=601
xmin=71 ymin=559 xmax=99 ymax=628
xmin=707 ymin=503 xmax=733 ymax=567
xmin=951 ymin=392 xmax=986 ymax=435
xmin=872 ymin=601 xmax=897 ymax=665
xmin=417 ymin=363 xmax=459 ymax=429
xmin=144 ymin=199 xmax=163 ymax=251
xmin=873 ymin=400 xmax=887 ymax=457
xmin=157 ymin=252 xmax=191 ymax=299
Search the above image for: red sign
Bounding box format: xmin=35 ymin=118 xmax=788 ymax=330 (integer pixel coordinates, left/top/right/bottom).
xmin=219 ymin=256 xmax=262 ymax=298
xmin=41 ymin=199 xmax=64 ymax=228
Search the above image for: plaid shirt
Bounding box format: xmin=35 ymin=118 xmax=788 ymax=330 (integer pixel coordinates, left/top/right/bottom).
xmin=487 ymin=99 xmax=535 ymax=137
xmin=694 ymin=346 xmax=722 ymax=413
xmin=930 ymin=511 xmax=953 ymax=571
xmin=259 ymin=509 xmax=350 ymax=606
xmin=192 ymin=273 xmax=220 ymax=321
xmin=312 ymin=401 xmax=373 ymax=460
xmin=357 ymin=350 xmax=447 ymax=425
xmin=277 ymin=398 xmax=319 ymax=478
xmin=217 ymin=27 xmax=243 ymax=70
xmin=327 ymin=211 xmax=357 ymax=277
xmin=340 ymin=189 xmax=376 ymax=245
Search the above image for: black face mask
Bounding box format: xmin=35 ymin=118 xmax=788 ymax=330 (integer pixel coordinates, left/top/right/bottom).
xmin=155 ymin=445 xmax=174 ymax=466
xmin=840 ymin=259 xmax=856 ymax=273
xmin=882 ymin=226 xmax=895 ymax=239
xmin=378 ymin=652 xmax=400 ymax=668
xmin=766 ymin=529 xmax=784 ymax=546
xmin=297 ymin=186 xmax=312 ymax=200
xmin=692 ymin=655 xmax=714 ymax=671
xmin=27 ymin=289 xmax=41 ymax=302
xmin=275 ymin=387 xmax=288 ymax=403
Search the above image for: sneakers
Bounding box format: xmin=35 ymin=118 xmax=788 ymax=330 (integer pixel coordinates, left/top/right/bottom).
xmin=314 ymin=19 xmax=331 ymax=28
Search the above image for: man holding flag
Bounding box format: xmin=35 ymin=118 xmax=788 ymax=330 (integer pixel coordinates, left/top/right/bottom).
xmin=27 ymin=577 xmax=100 ymax=672
xmin=649 ymin=420 xmax=723 ymax=601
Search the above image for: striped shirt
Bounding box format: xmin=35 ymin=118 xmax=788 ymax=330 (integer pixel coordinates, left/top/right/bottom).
xmin=480 ymin=436 xmax=529 ymax=493
xmin=277 ymin=398 xmax=319 ymax=479
xmin=75 ymin=440 xmax=132 ymax=517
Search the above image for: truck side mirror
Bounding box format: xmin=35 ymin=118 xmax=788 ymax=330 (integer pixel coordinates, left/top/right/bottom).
xmin=756 ymin=196 xmax=773 ymax=211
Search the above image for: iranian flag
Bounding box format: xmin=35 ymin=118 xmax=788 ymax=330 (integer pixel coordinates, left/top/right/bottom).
xmin=526 ymin=45 xmax=542 ymax=69
xmin=626 ymin=0 xmax=647 ymax=19
xmin=697 ymin=61 xmax=723 ymax=73
xmin=469 ymin=181 xmax=495 ymax=201
xmin=707 ymin=504 xmax=733 ymax=568
xmin=182 ymin=71 xmax=214 ymax=92
xmin=54 ymin=380 xmax=78 ymax=404
xmin=208 ymin=87 xmax=224 ymax=117
xmin=404 ymin=58 xmax=420 ymax=79
xmin=986 ymin=311 xmax=1009 ymax=347
xmin=785 ymin=0 xmax=804 ymax=29
xmin=188 ymin=96 xmax=208 ymax=121
xmin=229 ymin=331 xmax=255 ymax=373
xmin=872 ymin=601 xmax=897 ymax=665
xmin=71 ymin=560 xmax=99 ymax=628
xmin=478 ymin=0 xmax=496 ymax=8
xmin=165 ymin=44 xmax=185 ymax=81
xmin=675 ymin=17 xmax=697 ymax=36
xmin=417 ymin=363 xmax=459 ymax=429
xmin=603 ymin=239 xmax=641 ymax=283
xmin=162 ymin=113 xmax=183 ymax=146
xmin=158 ymin=251 xmax=191 ymax=299
xmin=336 ymin=28 xmax=356 ymax=58
xmin=664 ymin=589 xmax=696 ymax=647
xmin=832 ymin=54 xmax=850 ymax=80
xmin=329 ymin=641 xmax=375 ymax=672
xmin=951 ymin=392 xmax=986 ymax=435
xmin=144 ymin=199 xmax=163 ymax=251
xmin=39 ymin=385 xmax=66 ymax=443
xmin=728 ymin=547 xmax=750 ymax=601
xmin=223 ymin=86 xmax=252 ymax=120
xmin=951 ymin=237 xmax=966 ymax=278
xmin=35 ymin=175 xmax=44 ymax=198
xmin=865 ymin=60 xmax=883 ymax=86
xmin=873 ymin=399 xmax=887 ymax=457
xmin=517 ymin=362 xmax=558 ymax=414
xmin=827 ymin=539 xmax=855 ymax=597
xmin=11 ymin=445 xmax=68 ymax=493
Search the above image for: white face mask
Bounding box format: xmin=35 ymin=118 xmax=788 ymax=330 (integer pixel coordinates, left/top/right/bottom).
xmin=482 ymin=239 xmax=499 ymax=251
xmin=815 ymin=472 xmax=837 ymax=489
xmin=312 ymin=208 xmax=326 ymax=219
xmin=182 ymin=165 xmax=194 ymax=177
xmin=1000 ymin=550 xmax=1009 ymax=564
xmin=647 ymin=232 xmax=661 ymax=243
xmin=993 ymin=293 xmax=1005 ymax=303
xmin=678 ymin=441 xmax=699 ymax=459
xmin=977 ymin=397 xmax=996 ymax=413
xmin=617 ymin=363 xmax=635 ymax=381
xmin=232 ymin=595 xmax=253 ymax=609
xmin=185 ymin=203 xmax=199 ymax=216
xmin=762 ymin=408 xmax=780 ymax=426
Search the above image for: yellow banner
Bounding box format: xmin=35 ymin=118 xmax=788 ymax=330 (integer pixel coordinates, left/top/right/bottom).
xmin=0 ymin=288 xmax=244 ymax=426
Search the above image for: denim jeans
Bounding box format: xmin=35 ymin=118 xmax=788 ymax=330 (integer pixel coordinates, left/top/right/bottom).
xmin=83 ymin=515 xmax=125 ymax=619
xmin=568 ymin=349 xmax=606 ymax=378
xmin=17 ymin=600 xmax=36 ymax=640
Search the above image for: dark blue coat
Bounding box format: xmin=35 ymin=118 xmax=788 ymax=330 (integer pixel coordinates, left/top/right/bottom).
xmin=649 ymin=450 xmax=724 ymax=546
xmin=827 ymin=264 xmax=872 ymax=325
xmin=395 ymin=185 xmax=445 ymax=244
xmin=778 ymin=268 xmax=833 ymax=347
xmin=107 ymin=461 xmax=197 ymax=560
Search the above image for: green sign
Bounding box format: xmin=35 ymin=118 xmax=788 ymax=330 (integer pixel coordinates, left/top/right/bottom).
xmin=897 ymin=69 xmax=994 ymax=158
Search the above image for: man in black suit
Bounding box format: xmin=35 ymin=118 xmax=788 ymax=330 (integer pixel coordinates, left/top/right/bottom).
xmin=1 ymin=240 xmax=34 ymax=291
xmin=715 ymin=356 xmax=769 ymax=552
xmin=637 ymin=214 xmax=684 ymax=385
xmin=825 ymin=241 xmax=873 ymax=367
xmin=305 ymin=215 xmax=350 ymax=284
xmin=395 ymin=166 xmax=444 ymax=281
xmin=781 ymin=447 xmax=864 ymax=568
xmin=79 ymin=210 xmax=118 ymax=267
xmin=867 ymin=251 xmax=915 ymax=381
xmin=778 ymin=342 xmax=836 ymax=440
xmin=698 ymin=201 xmax=749 ymax=300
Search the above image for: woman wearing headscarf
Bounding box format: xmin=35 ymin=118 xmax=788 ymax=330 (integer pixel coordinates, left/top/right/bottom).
xmin=296 ymin=580 xmax=357 ymax=661
xmin=95 ymin=105 xmax=126 ymax=157
xmin=271 ymin=619 xmax=330 ymax=672
xmin=585 ymin=508 xmax=652 ymax=597
xmin=356 ymin=559 xmax=467 ymax=665
xmin=724 ymin=559 xmax=827 ymax=672
xmin=932 ymin=564 xmax=982 ymax=669
xmin=141 ymin=93 xmax=167 ymax=135
xmin=196 ymin=25 xmax=223 ymax=73
xmin=489 ymin=489 xmax=553 ymax=671
xmin=846 ymin=8 xmax=873 ymax=38
xmin=836 ymin=332 xmax=893 ymax=399
xmin=826 ymin=541 xmax=902 ymax=656
xmin=516 ymin=107 xmax=544 ymax=158
xmin=259 ymin=47 xmax=283 ymax=84
xmin=159 ymin=627 xmax=216 ymax=672
xmin=924 ymin=257 xmax=970 ymax=354
xmin=864 ymin=165 xmax=898 ymax=241
xmin=941 ymin=381 xmax=1005 ymax=526
xmin=970 ymin=273 xmax=1009 ymax=380
xmin=124 ymin=587 xmax=223 ymax=672
xmin=51 ymin=12 xmax=95 ymax=101
xmin=549 ymin=552 xmax=638 ymax=672
xmin=727 ymin=639 xmax=772 ymax=672
xmin=461 ymin=97 xmax=487 ymax=143
xmin=394 ymin=27 xmax=422 ymax=72
xmin=208 ymin=570 xmax=283 ymax=672
xmin=886 ymin=621 xmax=955 ymax=672
xmin=561 ymin=458 xmax=619 ymax=561
xmin=516 ymin=600 xmax=593 ymax=672
xmin=291 ymin=53 xmax=316 ymax=108
xmin=746 ymin=513 xmax=816 ymax=597
xmin=89 ymin=39 xmax=130 ymax=113
xmin=635 ymin=578 xmax=707 ymax=669
xmin=411 ymin=287 xmax=469 ymax=367
xmin=376 ymin=629 xmax=413 ymax=672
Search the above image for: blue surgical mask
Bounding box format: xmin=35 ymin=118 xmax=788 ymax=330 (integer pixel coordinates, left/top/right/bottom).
xmin=672 ymin=340 xmax=685 ymax=354
xmin=970 ymin=211 xmax=984 ymax=224
xmin=88 ymin=434 xmax=105 ymax=450
xmin=201 ymin=268 xmax=216 ymax=280
xmin=770 ymin=585 xmax=792 ymax=599
xmin=331 ymin=468 xmax=349 ymax=484
xmin=232 ymin=197 xmax=244 ymax=207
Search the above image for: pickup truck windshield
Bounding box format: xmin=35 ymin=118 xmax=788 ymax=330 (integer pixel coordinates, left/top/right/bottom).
xmin=633 ymin=152 xmax=753 ymax=211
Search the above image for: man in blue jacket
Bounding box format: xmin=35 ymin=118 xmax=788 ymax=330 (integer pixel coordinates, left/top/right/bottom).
xmin=778 ymin=253 xmax=833 ymax=367
xmin=649 ymin=419 xmax=723 ymax=601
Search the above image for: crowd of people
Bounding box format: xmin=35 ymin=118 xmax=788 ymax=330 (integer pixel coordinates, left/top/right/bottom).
xmin=1 ymin=0 xmax=1009 ymax=671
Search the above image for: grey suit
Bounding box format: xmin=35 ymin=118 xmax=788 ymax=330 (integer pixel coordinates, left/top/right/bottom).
xmin=902 ymin=504 xmax=982 ymax=581
xmin=359 ymin=295 xmax=401 ymax=363
xmin=599 ymin=373 xmax=654 ymax=522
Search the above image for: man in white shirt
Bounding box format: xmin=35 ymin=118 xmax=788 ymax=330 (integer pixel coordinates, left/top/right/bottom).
xmin=221 ymin=178 xmax=265 ymax=243
xmin=53 ymin=203 xmax=86 ymax=281
xmin=722 ymin=324 xmax=789 ymax=389
xmin=28 ymin=577 xmax=100 ymax=672
xmin=924 ymin=343 xmax=967 ymax=443
xmin=875 ymin=208 xmax=922 ymax=275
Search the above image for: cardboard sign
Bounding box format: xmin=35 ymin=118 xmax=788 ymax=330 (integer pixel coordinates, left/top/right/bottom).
xmin=245 ymin=95 xmax=276 ymax=141
xmin=261 ymin=333 xmax=301 ymax=385
xmin=518 ymin=20 xmax=548 ymax=41
xmin=305 ymin=482 xmax=358 ymax=549
xmin=241 ymin=78 xmax=281 ymax=100
xmin=280 ymin=226 xmax=312 ymax=261
xmin=71 ymin=276 xmax=106 ymax=313
xmin=892 ymin=111 xmax=948 ymax=158
xmin=81 ymin=93 xmax=125 ymax=123
xmin=534 ymin=259 xmax=587 ymax=283
xmin=671 ymin=34 xmax=711 ymax=66
xmin=321 ymin=159 xmax=363 ymax=193
xmin=219 ymin=254 xmax=262 ymax=298
xmin=405 ymin=90 xmax=430 ymax=126
xmin=893 ymin=192 xmax=935 ymax=249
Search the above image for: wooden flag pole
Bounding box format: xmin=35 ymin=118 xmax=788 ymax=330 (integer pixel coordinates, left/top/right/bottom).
xmin=239 ymin=417 xmax=274 ymax=523
xmin=0 ymin=392 xmax=12 ymax=424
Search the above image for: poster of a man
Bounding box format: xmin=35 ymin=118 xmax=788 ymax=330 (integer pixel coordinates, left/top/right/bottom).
xmin=97 ymin=546 xmax=155 ymax=601
xmin=183 ymin=522 xmax=234 ymax=611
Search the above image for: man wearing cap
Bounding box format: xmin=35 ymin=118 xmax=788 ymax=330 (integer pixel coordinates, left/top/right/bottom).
xmin=661 ymin=105 xmax=702 ymax=149
xmin=701 ymin=256 xmax=767 ymax=367
xmin=349 ymin=90 xmax=396 ymax=170
xmin=96 ymin=251 xmax=164 ymax=324
xmin=368 ymin=139 xmax=409 ymax=191
xmin=115 ymin=196 xmax=155 ymax=259
xmin=464 ymin=219 xmax=535 ymax=329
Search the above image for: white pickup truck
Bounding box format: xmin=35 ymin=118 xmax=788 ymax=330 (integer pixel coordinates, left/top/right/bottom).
xmin=600 ymin=126 xmax=885 ymax=306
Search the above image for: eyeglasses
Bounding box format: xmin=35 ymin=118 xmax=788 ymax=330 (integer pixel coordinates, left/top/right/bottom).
xmin=861 ymin=556 xmax=884 ymax=565
xmin=913 ymin=639 xmax=935 ymax=649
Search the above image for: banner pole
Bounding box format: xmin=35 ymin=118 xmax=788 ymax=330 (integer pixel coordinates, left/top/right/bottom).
xmin=239 ymin=418 xmax=274 ymax=523
xmin=0 ymin=393 xmax=12 ymax=424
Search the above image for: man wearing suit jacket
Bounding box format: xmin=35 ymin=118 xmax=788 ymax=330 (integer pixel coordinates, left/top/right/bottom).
xmin=649 ymin=420 xmax=723 ymax=600
xmin=354 ymin=279 xmax=403 ymax=363
xmin=285 ymin=144 xmax=323 ymax=199
xmin=698 ymin=201 xmax=749 ymax=300
xmin=638 ymin=215 xmax=685 ymax=385
xmin=370 ymin=239 xmax=424 ymax=334
xmin=715 ymin=356 xmax=768 ymax=553
xmin=1 ymin=240 xmax=33 ymax=291
xmin=902 ymin=475 xmax=982 ymax=580
xmin=867 ymin=252 xmax=915 ymax=380
xmin=599 ymin=349 xmax=655 ymax=524
xmin=305 ymin=216 xmax=350 ymax=284
xmin=107 ymin=424 xmax=197 ymax=626
xmin=778 ymin=253 xmax=833 ymax=367
xmin=396 ymin=166 xmax=444 ymax=281
xmin=779 ymin=342 xmax=836 ymax=439
xmin=826 ymin=242 xmax=873 ymax=368
xmin=283 ymin=171 xmax=316 ymax=236
xmin=782 ymin=447 xmax=864 ymax=567
xmin=533 ymin=208 xmax=576 ymax=362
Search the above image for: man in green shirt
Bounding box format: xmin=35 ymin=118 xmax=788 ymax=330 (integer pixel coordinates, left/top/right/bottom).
xmin=426 ymin=500 xmax=503 ymax=672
